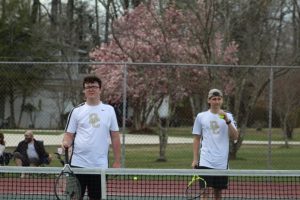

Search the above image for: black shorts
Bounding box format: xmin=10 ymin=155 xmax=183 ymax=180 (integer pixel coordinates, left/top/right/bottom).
xmin=76 ymin=173 xmax=102 ymax=199
xmin=196 ymin=166 xmax=228 ymax=189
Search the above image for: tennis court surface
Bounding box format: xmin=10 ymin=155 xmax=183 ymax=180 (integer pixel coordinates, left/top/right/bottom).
xmin=0 ymin=167 xmax=299 ymax=199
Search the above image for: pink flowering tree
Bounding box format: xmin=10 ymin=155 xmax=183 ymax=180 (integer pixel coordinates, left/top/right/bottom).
xmin=90 ymin=1 xmax=238 ymax=161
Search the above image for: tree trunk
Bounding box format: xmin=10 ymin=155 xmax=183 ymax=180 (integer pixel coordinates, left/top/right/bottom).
xmin=51 ymin=0 xmax=60 ymax=26
xmin=31 ymin=0 xmax=40 ymax=24
xmin=17 ymin=94 xmax=26 ymax=127
xmin=94 ymin=0 xmax=100 ymax=44
xmin=283 ymin=114 xmax=289 ymax=148
xmin=0 ymin=87 xmax=6 ymax=124
xmin=8 ymin=86 xmax=16 ymax=128
xmin=157 ymin=118 xmax=168 ymax=162
xmin=1 ymin=0 xmax=6 ymax=19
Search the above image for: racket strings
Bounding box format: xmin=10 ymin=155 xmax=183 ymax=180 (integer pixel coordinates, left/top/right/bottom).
xmin=67 ymin=176 xmax=81 ymax=198
xmin=55 ymin=173 xmax=81 ymax=200
xmin=185 ymin=176 xmax=207 ymax=200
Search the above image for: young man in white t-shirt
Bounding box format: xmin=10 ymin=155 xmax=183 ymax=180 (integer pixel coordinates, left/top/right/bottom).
xmin=192 ymin=89 xmax=239 ymax=200
xmin=62 ymin=76 xmax=121 ymax=200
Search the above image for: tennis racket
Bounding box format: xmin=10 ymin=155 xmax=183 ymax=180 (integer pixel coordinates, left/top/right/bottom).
xmin=54 ymin=152 xmax=65 ymax=166
xmin=54 ymin=147 xmax=81 ymax=200
xmin=184 ymin=174 xmax=207 ymax=200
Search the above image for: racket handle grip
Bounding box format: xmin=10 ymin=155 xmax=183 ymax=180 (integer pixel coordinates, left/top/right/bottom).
xmin=64 ymin=147 xmax=69 ymax=164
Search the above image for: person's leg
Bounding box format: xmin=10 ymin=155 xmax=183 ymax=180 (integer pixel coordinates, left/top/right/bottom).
xmin=202 ymin=188 xmax=210 ymax=200
xmin=13 ymin=152 xmax=27 ymax=166
xmin=39 ymin=156 xmax=51 ymax=166
xmin=28 ymin=158 xmax=42 ymax=166
xmin=3 ymin=152 xmax=13 ymax=165
xmin=14 ymin=153 xmax=26 ymax=178
xmin=15 ymin=158 xmax=23 ymax=166
xmin=14 ymin=152 xmax=31 ymax=178
xmin=87 ymin=174 xmax=102 ymax=200
xmin=212 ymin=175 xmax=228 ymax=200
xmin=76 ymin=174 xmax=87 ymax=199
xmin=213 ymin=188 xmax=222 ymax=200
xmin=197 ymin=166 xmax=213 ymax=200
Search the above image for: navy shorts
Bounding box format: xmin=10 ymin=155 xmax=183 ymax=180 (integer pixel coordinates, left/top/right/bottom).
xmin=196 ymin=166 xmax=228 ymax=189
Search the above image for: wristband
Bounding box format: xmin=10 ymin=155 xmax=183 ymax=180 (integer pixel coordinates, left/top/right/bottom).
xmin=226 ymin=120 xmax=231 ymax=125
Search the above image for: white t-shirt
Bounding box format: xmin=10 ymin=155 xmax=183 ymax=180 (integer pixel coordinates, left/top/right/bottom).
xmin=192 ymin=110 xmax=237 ymax=169
xmin=65 ymin=102 xmax=119 ymax=168
xmin=27 ymin=143 xmax=39 ymax=159
xmin=0 ymin=144 xmax=5 ymax=156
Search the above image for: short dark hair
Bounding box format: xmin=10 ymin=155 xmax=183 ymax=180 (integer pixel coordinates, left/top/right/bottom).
xmin=83 ymin=76 xmax=102 ymax=89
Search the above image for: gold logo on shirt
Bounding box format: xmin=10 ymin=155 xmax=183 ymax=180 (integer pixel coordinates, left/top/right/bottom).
xmin=210 ymin=121 xmax=220 ymax=134
xmin=89 ymin=113 xmax=100 ymax=128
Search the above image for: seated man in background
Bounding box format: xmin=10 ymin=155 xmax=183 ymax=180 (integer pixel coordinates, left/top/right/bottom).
xmin=14 ymin=130 xmax=52 ymax=168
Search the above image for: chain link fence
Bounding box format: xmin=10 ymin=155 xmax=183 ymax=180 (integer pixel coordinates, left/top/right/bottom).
xmin=0 ymin=62 xmax=299 ymax=169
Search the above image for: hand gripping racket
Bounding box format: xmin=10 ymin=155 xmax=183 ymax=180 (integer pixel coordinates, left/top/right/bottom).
xmin=54 ymin=148 xmax=81 ymax=200
xmin=184 ymin=174 xmax=207 ymax=200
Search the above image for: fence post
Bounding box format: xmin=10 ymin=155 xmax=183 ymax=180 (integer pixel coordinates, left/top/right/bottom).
xmin=267 ymin=67 xmax=274 ymax=169
xmin=121 ymin=63 xmax=128 ymax=168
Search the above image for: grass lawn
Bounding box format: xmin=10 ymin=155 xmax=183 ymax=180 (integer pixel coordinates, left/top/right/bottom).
xmin=119 ymin=143 xmax=300 ymax=170
xmin=5 ymin=143 xmax=299 ymax=169
xmin=156 ymin=127 xmax=300 ymax=141
xmin=3 ymin=128 xmax=300 ymax=169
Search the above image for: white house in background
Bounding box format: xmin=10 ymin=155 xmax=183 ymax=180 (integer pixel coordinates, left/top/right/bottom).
xmin=3 ymin=64 xmax=87 ymax=129
xmin=146 ymin=96 xmax=169 ymax=125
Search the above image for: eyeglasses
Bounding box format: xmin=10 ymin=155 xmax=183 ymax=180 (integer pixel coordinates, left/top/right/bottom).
xmin=84 ymin=86 xmax=100 ymax=90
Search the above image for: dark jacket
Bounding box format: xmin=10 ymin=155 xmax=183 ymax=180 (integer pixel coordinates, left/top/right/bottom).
xmin=14 ymin=139 xmax=49 ymax=162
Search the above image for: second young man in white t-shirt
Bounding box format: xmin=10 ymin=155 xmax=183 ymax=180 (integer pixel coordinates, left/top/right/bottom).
xmin=192 ymin=88 xmax=239 ymax=200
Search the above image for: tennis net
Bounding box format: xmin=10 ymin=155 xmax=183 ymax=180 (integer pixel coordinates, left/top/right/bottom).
xmin=0 ymin=166 xmax=299 ymax=199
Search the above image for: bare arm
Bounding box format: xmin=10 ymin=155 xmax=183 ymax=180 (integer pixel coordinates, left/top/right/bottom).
xmin=192 ymin=135 xmax=201 ymax=168
xmin=228 ymin=122 xmax=239 ymax=140
xmin=62 ymin=132 xmax=74 ymax=149
xmin=110 ymin=131 xmax=121 ymax=168
xmin=219 ymin=110 xmax=239 ymax=141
